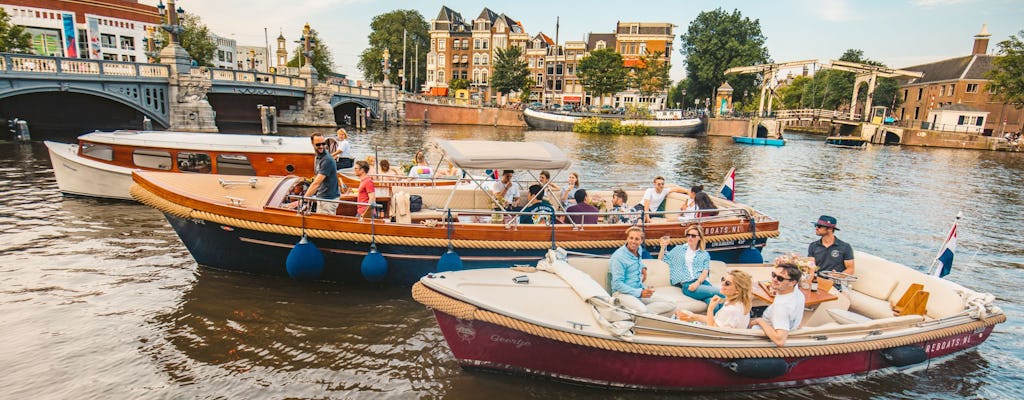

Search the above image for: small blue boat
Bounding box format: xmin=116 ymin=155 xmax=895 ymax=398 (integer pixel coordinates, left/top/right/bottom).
xmin=732 ymin=136 xmax=785 ymax=146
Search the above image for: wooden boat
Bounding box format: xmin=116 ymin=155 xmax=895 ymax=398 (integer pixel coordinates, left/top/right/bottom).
xmin=732 ymin=136 xmax=786 ymax=146
xmin=45 ymin=130 xmax=315 ymax=200
xmin=413 ymin=249 xmax=1005 ymax=391
xmin=130 ymin=140 xmax=779 ymax=284
xmin=338 ymin=171 xmax=459 ymax=189
xmin=825 ymin=135 xmax=869 ymax=149
xmin=523 ymin=108 xmax=706 ymax=137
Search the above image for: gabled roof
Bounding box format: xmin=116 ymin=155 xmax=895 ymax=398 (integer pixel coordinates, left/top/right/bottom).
xmin=586 ymin=33 xmax=616 ymax=51
xmin=435 ymin=6 xmax=461 ymax=23
xmin=534 ymin=32 xmax=554 ymax=46
xmin=476 ymin=7 xmax=498 ymax=23
xmin=902 ymin=55 xmax=998 ymax=85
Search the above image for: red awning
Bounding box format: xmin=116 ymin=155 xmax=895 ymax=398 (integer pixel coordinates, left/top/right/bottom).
xmin=563 ymin=96 xmax=581 ymax=103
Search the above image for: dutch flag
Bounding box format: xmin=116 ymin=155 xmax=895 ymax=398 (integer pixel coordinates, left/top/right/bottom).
xmin=720 ymin=167 xmax=736 ymax=201
xmin=931 ymin=215 xmax=959 ymax=278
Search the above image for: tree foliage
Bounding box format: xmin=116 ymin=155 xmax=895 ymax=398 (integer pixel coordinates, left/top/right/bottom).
xmin=0 ymin=8 xmax=31 ymax=53
xmin=577 ymin=49 xmax=628 ymax=105
xmin=679 ymin=8 xmax=769 ymax=110
xmin=491 ymin=46 xmax=529 ymax=97
xmin=287 ymin=26 xmax=334 ymax=80
xmin=786 ymin=49 xmax=901 ymax=113
xmin=159 ymin=14 xmax=217 ymax=67
xmin=987 ymin=30 xmax=1024 ymax=109
xmin=448 ymin=78 xmax=469 ymax=91
xmin=357 ymin=10 xmax=428 ymax=87
xmin=666 ymin=79 xmax=688 ymax=109
xmin=631 ymin=51 xmax=671 ymax=98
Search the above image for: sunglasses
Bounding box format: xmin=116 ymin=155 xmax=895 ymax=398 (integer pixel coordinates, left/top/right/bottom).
xmin=815 ymin=224 xmax=828 ymax=229
xmin=772 ymin=273 xmax=793 ymax=282
xmin=314 ymin=142 xmax=328 ymax=147
xmin=720 ymin=277 xmax=733 ymax=287
xmin=685 ymin=233 xmax=701 ymax=238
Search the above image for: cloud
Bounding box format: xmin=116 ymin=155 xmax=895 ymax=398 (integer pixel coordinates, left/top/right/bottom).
xmin=815 ymin=0 xmax=859 ymax=22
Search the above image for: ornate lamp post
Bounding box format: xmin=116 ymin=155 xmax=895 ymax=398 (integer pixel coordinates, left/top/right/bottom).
xmin=156 ymin=0 xmax=191 ymax=74
xmin=295 ymin=23 xmax=318 ymax=83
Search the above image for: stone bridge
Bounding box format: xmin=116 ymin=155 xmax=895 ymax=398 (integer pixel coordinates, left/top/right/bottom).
xmin=0 ymin=53 xmax=381 ymax=132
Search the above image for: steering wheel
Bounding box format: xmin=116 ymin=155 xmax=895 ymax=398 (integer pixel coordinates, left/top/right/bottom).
xmin=820 ymin=270 xmax=858 ymax=290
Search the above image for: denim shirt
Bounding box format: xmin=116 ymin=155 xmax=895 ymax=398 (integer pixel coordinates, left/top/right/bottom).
xmin=664 ymin=247 xmax=710 ymax=285
xmin=609 ymin=245 xmax=645 ymax=298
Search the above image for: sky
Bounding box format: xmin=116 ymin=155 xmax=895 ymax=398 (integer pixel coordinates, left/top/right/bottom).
xmin=143 ymin=0 xmax=1024 ymax=82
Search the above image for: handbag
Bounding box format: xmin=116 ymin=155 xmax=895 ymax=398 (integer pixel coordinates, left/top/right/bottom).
xmin=409 ymin=195 xmax=423 ymax=212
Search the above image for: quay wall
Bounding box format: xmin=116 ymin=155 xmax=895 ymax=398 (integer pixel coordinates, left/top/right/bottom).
xmin=706 ymin=118 xmax=749 ymax=137
xmin=403 ymin=101 xmax=527 ymax=127
xmin=898 ymin=128 xmax=1002 ymax=150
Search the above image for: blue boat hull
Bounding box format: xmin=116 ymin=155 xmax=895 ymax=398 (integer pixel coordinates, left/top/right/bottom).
xmin=164 ymin=213 xmax=766 ymax=285
xmin=732 ymin=136 xmax=785 ymax=146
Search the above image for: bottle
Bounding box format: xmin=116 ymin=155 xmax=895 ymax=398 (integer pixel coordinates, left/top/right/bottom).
xmin=811 ymin=275 xmax=819 ymax=292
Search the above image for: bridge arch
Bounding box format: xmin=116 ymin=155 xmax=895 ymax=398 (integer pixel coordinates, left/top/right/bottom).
xmin=882 ymin=129 xmax=903 ymax=145
xmin=332 ymin=98 xmax=378 ymax=126
xmin=0 ymin=86 xmax=169 ymax=128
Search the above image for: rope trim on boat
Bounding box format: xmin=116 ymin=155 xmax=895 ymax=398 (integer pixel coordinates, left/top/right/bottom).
xmin=411 ymin=282 xmax=1006 ymax=359
xmin=130 ymin=184 xmax=780 ymax=249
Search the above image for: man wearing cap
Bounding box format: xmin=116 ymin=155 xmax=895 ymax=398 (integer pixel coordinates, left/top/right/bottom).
xmin=808 ymin=215 xmax=855 ymax=275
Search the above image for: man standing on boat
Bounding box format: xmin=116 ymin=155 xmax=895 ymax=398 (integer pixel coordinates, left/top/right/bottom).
xmin=610 ymin=227 xmax=675 ymax=317
xmin=808 ymin=215 xmax=855 ymax=276
xmin=304 ymin=133 xmax=340 ymax=215
xmin=354 ymin=160 xmax=376 ymax=220
xmin=751 ymin=262 xmax=804 ymax=347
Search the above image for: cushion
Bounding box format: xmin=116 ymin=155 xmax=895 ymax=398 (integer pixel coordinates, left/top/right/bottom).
xmin=828 ymin=309 xmax=872 ymax=325
xmin=568 ymin=257 xmax=613 ymax=293
xmin=852 ymin=265 xmax=899 ymax=301
xmin=847 ymin=290 xmax=896 ymax=319
xmin=643 ymin=259 xmax=672 ymax=287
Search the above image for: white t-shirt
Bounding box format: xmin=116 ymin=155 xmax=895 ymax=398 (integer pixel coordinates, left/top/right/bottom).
xmin=763 ymin=290 xmax=805 ymax=331
xmin=337 ymin=139 xmax=353 ymax=159
xmin=642 ymin=188 xmax=671 ymax=211
xmin=714 ymin=302 xmax=751 ymax=329
xmin=493 ymin=180 xmax=520 ymax=204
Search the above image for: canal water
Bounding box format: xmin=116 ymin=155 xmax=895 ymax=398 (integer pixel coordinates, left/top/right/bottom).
xmin=1 ymin=125 xmax=1022 ymax=399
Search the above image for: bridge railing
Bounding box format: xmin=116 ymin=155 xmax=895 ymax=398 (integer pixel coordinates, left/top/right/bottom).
xmin=328 ymin=83 xmax=379 ymax=98
xmin=0 ymin=53 xmax=170 ymax=78
xmin=203 ymin=67 xmax=307 ymax=89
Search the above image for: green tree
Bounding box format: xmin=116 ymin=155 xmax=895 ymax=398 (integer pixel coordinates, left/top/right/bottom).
xmin=805 ymin=49 xmax=901 ymax=112
xmin=287 ymin=26 xmax=333 ymax=80
xmin=986 ymin=30 xmax=1024 ymax=109
xmin=357 ymin=10 xmax=428 ymax=86
xmin=490 ymin=46 xmax=529 ymax=104
xmin=448 ymin=78 xmax=469 ymax=91
xmin=631 ymin=51 xmax=671 ymax=99
xmin=577 ymin=49 xmax=628 ymax=106
xmin=667 ymin=79 xmax=688 ymax=109
xmin=159 ymin=14 xmax=216 ymax=67
xmin=679 ymin=8 xmax=769 ymax=111
xmin=0 ymin=8 xmax=31 ymax=53
xmin=776 ymin=75 xmax=813 ymax=109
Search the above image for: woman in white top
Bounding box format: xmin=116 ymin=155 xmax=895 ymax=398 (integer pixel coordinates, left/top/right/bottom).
xmin=559 ymin=172 xmax=580 ymax=206
xmin=676 ymin=269 xmax=753 ymax=329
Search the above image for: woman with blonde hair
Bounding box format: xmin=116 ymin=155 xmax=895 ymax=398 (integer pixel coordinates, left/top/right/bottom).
xmin=685 ymin=270 xmax=753 ymax=328
xmin=658 ymin=224 xmax=721 ymax=306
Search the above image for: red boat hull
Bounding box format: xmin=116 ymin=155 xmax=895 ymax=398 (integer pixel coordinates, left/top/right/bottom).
xmin=433 ymin=311 xmax=994 ymax=391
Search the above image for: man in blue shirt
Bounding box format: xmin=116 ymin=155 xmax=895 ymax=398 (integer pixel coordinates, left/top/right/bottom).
xmin=609 ymin=226 xmax=675 ymax=316
xmin=304 ymin=132 xmax=341 ymax=215
xmin=519 ymin=184 xmax=555 ymax=224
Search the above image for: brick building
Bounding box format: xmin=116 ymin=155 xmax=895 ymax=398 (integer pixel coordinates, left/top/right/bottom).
xmin=899 ymin=25 xmax=1022 ymax=136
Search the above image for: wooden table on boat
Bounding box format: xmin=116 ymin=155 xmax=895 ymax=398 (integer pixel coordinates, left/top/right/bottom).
xmin=752 ymin=282 xmax=839 ymax=307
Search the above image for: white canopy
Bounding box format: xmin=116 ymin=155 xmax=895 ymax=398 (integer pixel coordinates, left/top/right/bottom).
xmin=436 ymin=139 xmax=571 ymax=170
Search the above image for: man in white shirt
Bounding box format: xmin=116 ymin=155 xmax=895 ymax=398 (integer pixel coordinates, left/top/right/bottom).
xmin=492 ymin=170 xmax=520 ymax=210
xmin=751 ymin=263 xmax=805 ymax=347
xmin=641 ymin=176 xmax=685 ymax=222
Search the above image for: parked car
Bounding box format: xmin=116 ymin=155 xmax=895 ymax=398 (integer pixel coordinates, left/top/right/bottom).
xmin=562 ymin=104 xmax=574 ymax=111
xmin=599 ymin=105 xmax=613 ymax=113
xmin=528 ymin=102 xmax=543 ymax=110
xmin=613 ymin=107 xmax=625 ymax=114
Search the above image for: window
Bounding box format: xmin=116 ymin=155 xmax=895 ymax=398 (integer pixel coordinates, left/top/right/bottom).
xmin=216 ymin=154 xmax=256 ymax=175
xmin=976 ymin=117 xmax=984 ymax=126
xmin=630 ymin=24 xmax=639 ymax=34
xmin=596 ymin=40 xmax=606 ymax=50
xmin=121 ymin=54 xmax=135 ymax=62
xmin=102 ymin=53 xmax=118 ymax=61
xmin=133 ymin=149 xmax=172 ymax=170
xmin=917 ymin=88 xmax=923 ymax=101
xmin=987 ymin=84 xmax=997 ymax=94
xmin=119 ymin=36 xmax=134 ymax=50
xmin=226 ymin=52 xmax=232 ymax=62
xmin=914 ymin=107 xmax=920 ymax=120
xmin=101 ymin=34 xmax=116 ymax=48
xmin=218 ymin=50 xmax=225 ymax=62
xmin=438 ymin=53 xmax=445 ymax=66
xmin=81 ymin=143 xmax=113 ymax=161
xmin=474 ymin=39 xmax=480 ymax=49
xmin=903 ymin=90 xmax=908 ymax=102
xmin=482 ymin=40 xmax=488 ymax=49
xmin=966 ymin=83 xmax=978 ymax=93
xmin=958 ymin=115 xmax=966 ymax=125
xmin=949 ymin=84 xmax=955 ymax=96
xmin=940 ymin=85 xmax=946 ymax=96
xmin=438 ymin=40 xmax=445 ymax=51
xmin=177 ymin=152 xmax=212 ymax=173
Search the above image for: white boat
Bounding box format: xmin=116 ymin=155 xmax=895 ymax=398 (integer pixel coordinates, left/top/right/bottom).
xmin=45 ymin=130 xmax=315 ymax=200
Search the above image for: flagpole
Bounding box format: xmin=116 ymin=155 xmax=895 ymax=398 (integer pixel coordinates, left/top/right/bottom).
xmin=927 ymin=211 xmax=962 ymax=276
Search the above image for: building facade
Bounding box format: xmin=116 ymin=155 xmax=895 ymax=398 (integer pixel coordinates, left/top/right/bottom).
xmin=2 ymin=0 xmax=158 ymax=62
xmin=210 ymin=33 xmax=236 ymax=70
xmin=899 ymin=25 xmax=1022 ymax=135
xmin=235 ymin=45 xmax=269 ymax=73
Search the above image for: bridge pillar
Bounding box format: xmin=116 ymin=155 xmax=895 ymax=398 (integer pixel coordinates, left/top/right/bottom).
xmin=277 ymin=82 xmax=336 ymax=127
xmin=167 ymin=72 xmax=218 ymax=132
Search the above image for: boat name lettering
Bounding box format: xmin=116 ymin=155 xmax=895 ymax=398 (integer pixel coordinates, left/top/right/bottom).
xmin=925 ymin=335 xmax=971 ymax=353
xmin=490 ymin=334 xmax=531 ymax=348
xmin=702 ymin=226 xmax=741 ymax=235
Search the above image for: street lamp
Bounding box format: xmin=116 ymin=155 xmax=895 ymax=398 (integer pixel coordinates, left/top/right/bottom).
xmin=159 ymin=0 xmax=184 ymax=45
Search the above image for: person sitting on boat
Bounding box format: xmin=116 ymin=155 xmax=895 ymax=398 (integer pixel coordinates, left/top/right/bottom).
xmin=808 ymin=215 xmax=855 ymax=277
xmin=437 ymin=160 xmax=461 ymax=179
xmin=693 ymin=192 xmax=719 ymax=218
xmin=519 ymin=184 xmax=555 ymax=225
xmin=642 ymin=176 xmax=686 ymax=222
xmin=354 ymin=160 xmax=376 ymax=220
xmin=364 ymin=155 xmax=377 ymax=176
xmin=328 ymin=128 xmax=354 ymax=169
xmin=304 ymin=132 xmax=341 ymax=215
xmin=606 ymin=189 xmax=638 ymax=224
xmin=492 ymin=170 xmax=520 ymax=210
xmin=675 ymin=270 xmax=753 ymax=329
xmin=610 ymin=226 xmax=676 ymax=317
xmin=377 ymin=159 xmax=402 ymax=181
xmin=658 ymin=225 xmax=723 ymax=309
xmin=750 ymin=262 xmax=805 ymax=347
xmin=559 ymin=172 xmax=581 ymax=207
xmin=408 ymin=150 xmax=433 ymax=179
xmin=538 ymin=170 xmax=560 ymax=204
xmin=565 ymin=189 xmax=599 ymax=225
xmin=678 ymin=185 xmax=702 ymax=221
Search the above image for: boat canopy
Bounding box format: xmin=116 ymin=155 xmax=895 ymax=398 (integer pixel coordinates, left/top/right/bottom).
xmin=437 ymin=139 xmax=571 ymax=170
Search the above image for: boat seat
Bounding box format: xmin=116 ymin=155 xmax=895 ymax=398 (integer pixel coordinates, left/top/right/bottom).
xmin=397 ymin=187 xmax=495 ymax=223
xmin=846 ymin=251 xmax=965 ymax=320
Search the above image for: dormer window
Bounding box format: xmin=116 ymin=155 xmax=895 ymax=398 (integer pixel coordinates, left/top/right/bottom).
xmin=596 ymin=40 xmax=606 ymax=50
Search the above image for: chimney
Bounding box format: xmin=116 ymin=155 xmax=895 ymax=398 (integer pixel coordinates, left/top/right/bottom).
xmin=972 ymin=24 xmax=991 ymax=55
